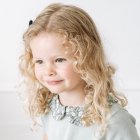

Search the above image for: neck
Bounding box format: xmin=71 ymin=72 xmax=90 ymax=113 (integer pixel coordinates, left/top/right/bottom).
xmin=58 ymin=89 xmax=86 ymax=107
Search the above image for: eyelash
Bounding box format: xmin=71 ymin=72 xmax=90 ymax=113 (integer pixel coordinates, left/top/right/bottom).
xmin=34 ymin=58 xmax=66 ymax=64
xmin=35 ymin=60 xmax=43 ymax=64
xmin=55 ymin=58 xmax=66 ymax=63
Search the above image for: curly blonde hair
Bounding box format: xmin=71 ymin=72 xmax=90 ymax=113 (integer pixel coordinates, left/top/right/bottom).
xmin=19 ymin=3 xmax=127 ymax=132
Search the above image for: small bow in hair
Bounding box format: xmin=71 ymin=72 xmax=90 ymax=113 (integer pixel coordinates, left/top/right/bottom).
xmin=29 ymin=20 xmax=33 ymax=26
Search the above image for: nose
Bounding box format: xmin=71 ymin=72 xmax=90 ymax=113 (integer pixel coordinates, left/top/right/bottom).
xmin=43 ymin=62 xmax=56 ymax=76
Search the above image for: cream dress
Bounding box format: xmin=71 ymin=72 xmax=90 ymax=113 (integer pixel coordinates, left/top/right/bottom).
xmin=42 ymin=95 xmax=140 ymax=140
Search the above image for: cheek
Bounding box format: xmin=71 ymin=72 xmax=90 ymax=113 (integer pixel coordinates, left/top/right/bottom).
xmin=34 ymin=66 xmax=41 ymax=80
xmin=61 ymin=64 xmax=81 ymax=80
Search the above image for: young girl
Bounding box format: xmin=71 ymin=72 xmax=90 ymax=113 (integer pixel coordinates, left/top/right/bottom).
xmin=19 ymin=3 xmax=140 ymax=140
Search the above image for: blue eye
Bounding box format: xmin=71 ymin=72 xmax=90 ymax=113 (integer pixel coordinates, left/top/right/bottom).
xmin=35 ymin=60 xmax=43 ymax=64
xmin=55 ymin=58 xmax=66 ymax=63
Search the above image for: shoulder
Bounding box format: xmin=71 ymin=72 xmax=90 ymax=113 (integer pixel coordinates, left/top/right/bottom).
xmin=108 ymin=103 xmax=135 ymax=125
xmin=41 ymin=95 xmax=56 ymax=124
xmin=104 ymin=103 xmax=140 ymax=140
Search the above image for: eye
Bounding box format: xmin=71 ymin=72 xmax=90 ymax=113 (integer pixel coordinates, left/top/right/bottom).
xmin=55 ymin=58 xmax=66 ymax=63
xmin=35 ymin=60 xmax=43 ymax=64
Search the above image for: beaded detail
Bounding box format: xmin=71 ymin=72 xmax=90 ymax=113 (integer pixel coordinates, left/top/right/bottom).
xmin=49 ymin=95 xmax=84 ymax=126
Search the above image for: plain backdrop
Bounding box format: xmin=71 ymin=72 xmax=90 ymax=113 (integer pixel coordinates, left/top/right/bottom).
xmin=0 ymin=0 xmax=140 ymax=139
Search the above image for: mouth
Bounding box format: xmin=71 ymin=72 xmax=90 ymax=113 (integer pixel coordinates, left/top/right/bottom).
xmin=46 ymin=80 xmax=64 ymax=85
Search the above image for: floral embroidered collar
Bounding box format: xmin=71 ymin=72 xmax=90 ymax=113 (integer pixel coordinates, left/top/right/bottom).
xmin=49 ymin=95 xmax=84 ymax=126
xmin=49 ymin=94 xmax=118 ymax=126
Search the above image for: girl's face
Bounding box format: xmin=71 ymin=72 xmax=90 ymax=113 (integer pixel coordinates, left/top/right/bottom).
xmin=30 ymin=32 xmax=85 ymax=95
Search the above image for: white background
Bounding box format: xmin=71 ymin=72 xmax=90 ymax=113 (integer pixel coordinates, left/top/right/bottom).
xmin=0 ymin=0 xmax=140 ymax=139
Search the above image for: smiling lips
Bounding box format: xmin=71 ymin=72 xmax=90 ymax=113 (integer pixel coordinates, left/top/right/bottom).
xmin=47 ymin=80 xmax=64 ymax=85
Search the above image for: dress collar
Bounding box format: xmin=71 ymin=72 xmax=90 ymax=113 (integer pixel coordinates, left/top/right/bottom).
xmin=49 ymin=95 xmax=84 ymax=126
xmin=49 ymin=94 xmax=118 ymax=127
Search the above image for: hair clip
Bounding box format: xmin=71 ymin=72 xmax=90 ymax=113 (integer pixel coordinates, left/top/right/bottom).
xmin=29 ymin=20 xmax=33 ymax=26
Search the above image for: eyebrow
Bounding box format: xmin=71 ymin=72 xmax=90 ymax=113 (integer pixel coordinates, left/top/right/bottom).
xmin=32 ymin=57 xmax=42 ymax=59
xmin=32 ymin=55 xmax=66 ymax=60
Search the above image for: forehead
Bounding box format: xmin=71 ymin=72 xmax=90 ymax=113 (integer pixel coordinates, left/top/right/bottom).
xmin=30 ymin=32 xmax=71 ymax=57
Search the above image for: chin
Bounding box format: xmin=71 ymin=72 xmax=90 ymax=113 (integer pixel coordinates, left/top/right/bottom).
xmin=48 ymin=88 xmax=64 ymax=94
